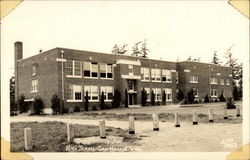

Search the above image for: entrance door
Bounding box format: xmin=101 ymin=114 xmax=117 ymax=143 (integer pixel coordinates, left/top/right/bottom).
xmin=129 ymin=94 xmax=133 ymax=105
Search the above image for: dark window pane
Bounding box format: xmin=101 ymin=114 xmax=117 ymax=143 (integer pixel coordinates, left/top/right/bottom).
xmin=162 ymin=77 xmax=166 ymax=81
xmin=84 ymin=71 xmax=90 ymax=77
xmin=107 ymin=73 xmax=113 ymax=78
xmin=92 ymin=72 xmax=98 ymax=77
xmin=100 ymin=73 xmax=106 ymax=78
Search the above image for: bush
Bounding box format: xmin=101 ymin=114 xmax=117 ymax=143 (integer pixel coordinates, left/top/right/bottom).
xmin=84 ymin=91 xmax=89 ymax=111
xmin=33 ymin=96 xmax=44 ymax=115
xmin=112 ymin=89 xmax=121 ymax=108
xmin=141 ymin=88 xmax=147 ymax=107
xmin=187 ymin=89 xmax=195 ymax=104
xmin=92 ymin=105 xmax=97 ymax=111
xmin=226 ymin=97 xmax=236 ymax=109
xmin=233 ymin=86 xmax=239 ymax=101
xmin=125 ymin=89 xmax=128 ymax=108
xmin=214 ymin=99 xmax=219 ymax=102
xmin=100 ymin=92 xmax=105 ymax=110
xmin=51 ymin=94 xmax=60 ymax=114
xmin=219 ymin=93 xmax=226 ymax=102
xmin=162 ymin=90 xmax=166 ymax=105
xmin=177 ymin=90 xmax=184 ymax=102
xmin=151 ymin=91 xmax=155 ymax=106
xmin=204 ymin=94 xmax=210 ymax=103
xmin=17 ymin=95 xmax=27 ymax=113
xmin=194 ymin=99 xmax=199 ymax=104
xmin=63 ymin=107 xmax=69 ymax=113
xmin=74 ymin=105 xmax=80 ymax=112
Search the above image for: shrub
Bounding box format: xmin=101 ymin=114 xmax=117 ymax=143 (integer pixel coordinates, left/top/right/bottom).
xmin=92 ymin=105 xmax=97 ymax=111
xmin=51 ymin=94 xmax=60 ymax=114
xmin=214 ymin=99 xmax=219 ymax=102
xmin=187 ymin=89 xmax=195 ymax=104
xmin=233 ymin=86 xmax=239 ymax=101
xmin=219 ymin=93 xmax=226 ymax=102
xmin=194 ymin=99 xmax=199 ymax=104
xmin=226 ymin=97 xmax=236 ymax=109
xmin=151 ymin=91 xmax=155 ymax=106
xmin=33 ymin=96 xmax=44 ymax=115
xmin=84 ymin=91 xmax=89 ymax=111
xmin=162 ymin=90 xmax=166 ymax=105
xmin=112 ymin=89 xmax=121 ymax=108
xmin=100 ymin=91 xmax=105 ymax=110
xmin=141 ymin=88 xmax=147 ymax=107
xmin=125 ymin=89 xmax=128 ymax=108
xmin=17 ymin=95 xmax=27 ymax=113
xmin=177 ymin=90 xmax=184 ymax=102
xmin=74 ymin=105 xmax=80 ymax=112
xmin=204 ymin=94 xmax=210 ymax=103
xmin=63 ymin=107 xmax=69 ymax=113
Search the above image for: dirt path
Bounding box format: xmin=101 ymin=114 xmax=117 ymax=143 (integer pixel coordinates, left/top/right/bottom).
xmin=11 ymin=116 xmax=242 ymax=152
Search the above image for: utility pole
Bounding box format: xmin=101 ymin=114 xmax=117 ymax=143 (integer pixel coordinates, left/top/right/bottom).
xmin=208 ymin=65 xmax=211 ymax=98
xmin=60 ymin=50 xmax=65 ymax=114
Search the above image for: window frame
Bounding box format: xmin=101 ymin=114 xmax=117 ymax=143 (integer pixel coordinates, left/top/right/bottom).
xmin=100 ymin=86 xmax=114 ymax=102
xmin=100 ymin=63 xmax=113 ymax=79
xmin=67 ymin=85 xmax=83 ymax=102
xmin=84 ymin=85 xmax=99 ymax=102
xmin=190 ymin=75 xmax=198 ymax=83
xmin=211 ymin=89 xmax=218 ymax=97
xmin=31 ymin=79 xmax=38 ymax=93
xmin=210 ymin=77 xmax=218 ymax=84
xmin=162 ymin=69 xmax=172 ymax=83
xmin=66 ymin=60 xmax=82 ymax=78
xmin=164 ymin=88 xmax=172 ymax=102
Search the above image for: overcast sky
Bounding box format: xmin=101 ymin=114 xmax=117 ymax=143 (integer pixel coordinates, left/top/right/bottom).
xmin=2 ymin=1 xmax=249 ymax=76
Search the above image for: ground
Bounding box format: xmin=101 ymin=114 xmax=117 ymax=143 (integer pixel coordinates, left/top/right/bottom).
xmin=10 ymin=101 xmax=242 ymax=152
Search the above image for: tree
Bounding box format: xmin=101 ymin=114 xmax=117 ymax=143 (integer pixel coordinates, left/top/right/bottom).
xmin=140 ymin=39 xmax=150 ymax=58
xmin=141 ymin=88 xmax=147 ymax=107
xmin=211 ymin=51 xmax=221 ymax=65
xmin=131 ymin=41 xmax=142 ymax=57
xmin=51 ymin=94 xmax=60 ymax=114
xmin=187 ymin=89 xmax=195 ymax=104
xmin=162 ymin=90 xmax=166 ymax=105
xmin=10 ymin=76 xmax=16 ymax=114
xmin=100 ymin=91 xmax=105 ymax=110
xmin=112 ymin=44 xmax=128 ymax=54
xmin=233 ymin=86 xmax=239 ymax=101
xmin=112 ymin=89 xmax=121 ymax=108
xmin=219 ymin=92 xmax=226 ymax=102
xmin=151 ymin=90 xmax=155 ymax=106
xmin=125 ymin=89 xmax=128 ymax=108
xmin=84 ymin=91 xmax=89 ymax=111
xmin=33 ymin=96 xmax=44 ymax=115
xmin=177 ymin=90 xmax=185 ymax=102
xmin=17 ymin=95 xmax=26 ymax=113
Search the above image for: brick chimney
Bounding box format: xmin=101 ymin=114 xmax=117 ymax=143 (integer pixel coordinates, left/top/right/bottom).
xmin=14 ymin=41 xmax=23 ymax=101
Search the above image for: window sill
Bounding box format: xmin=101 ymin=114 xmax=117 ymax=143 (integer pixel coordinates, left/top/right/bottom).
xmin=66 ymin=75 xmax=82 ymax=78
xmin=31 ymin=91 xmax=38 ymax=93
xmin=141 ymin=80 xmax=150 ymax=82
xmin=104 ymin=100 xmax=113 ymax=102
xmin=190 ymin=81 xmax=198 ymax=83
xmin=166 ymin=100 xmax=172 ymax=102
xmin=163 ymin=81 xmax=172 ymax=83
xmin=89 ymin=100 xmax=99 ymax=102
xmin=195 ymin=95 xmax=199 ymax=98
xmin=67 ymin=100 xmax=82 ymax=102
xmin=152 ymin=80 xmax=161 ymax=83
xmin=211 ymin=96 xmax=218 ymax=98
xmin=210 ymin=83 xmax=218 ymax=85
xmin=100 ymin=78 xmax=114 ymax=80
xmin=84 ymin=77 xmax=99 ymax=79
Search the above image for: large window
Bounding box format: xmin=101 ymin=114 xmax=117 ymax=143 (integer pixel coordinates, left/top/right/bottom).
xmin=151 ymin=68 xmax=161 ymax=82
xmin=67 ymin=85 xmax=82 ymax=101
xmin=162 ymin=70 xmax=171 ymax=83
xmin=100 ymin=63 xmax=113 ymax=79
xmin=100 ymin=86 xmax=113 ymax=101
xmin=220 ymin=78 xmax=224 ymax=85
xmin=31 ymin=79 xmax=38 ymax=93
xmin=211 ymin=89 xmax=218 ymax=97
xmin=152 ymin=88 xmax=161 ymax=101
xmin=226 ymin=79 xmax=230 ymax=85
xmin=190 ymin=75 xmax=198 ymax=83
xmin=84 ymin=85 xmax=99 ymax=101
xmin=141 ymin=67 xmax=150 ymax=81
xmin=144 ymin=88 xmax=150 ymax=101
xmin=83 ymin=62 xmax=98 ymax=78
xmin=164 ymin=88 xmax=172 ymax=101
xmin=66 ymin=60 xmax=82 ymax=77
xmin=210 ymin=77 xmax=217 ymax=84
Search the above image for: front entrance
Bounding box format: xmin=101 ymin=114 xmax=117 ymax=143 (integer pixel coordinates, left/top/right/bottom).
xmin=128 ymin=93 xmax=136 ymax=105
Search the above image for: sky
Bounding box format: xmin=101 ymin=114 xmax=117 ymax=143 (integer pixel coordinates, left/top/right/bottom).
xmin=1 ymin=0 xmax=249 ymax=77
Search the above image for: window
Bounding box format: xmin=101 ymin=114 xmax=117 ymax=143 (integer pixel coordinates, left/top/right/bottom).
xmin=100 ymin=63 xmax=113 ymax=79
xmin=211 ymin=77 xmax=217 ymax=84
xmin=226 ymin=79 xmax=230 ymax=85
xmin=83 ymin=62 xmax=98 ymax=78
xmin=176 ymin=72 xmax=179 ymax=83
xmin=31 ymin=79 xmax=38 ymax=92
xmin=211 ymin=89 xmax=218 ymax=97
xmin=67 ymin=85 xmax=82 ymax=101
xmin=193 ymin=88 xmax=198 ymax=97
xmin=66 ymin=60 xmax=82 ymax=77
xmin=156 ymin=88 xmax=161 ymax=101
xmin=141 ymin=68 xmax=150 ymax=81
xmin=144 ymin=88 xmax=150 ymax=101
xmin=100 ymin=86 xmax=113 ymax=101
xmin=162 ymin=70 xmax=171 ymax=83
xmin=32 ymin=65 xmax=37 ymax=76
xmin=164 ymin=88 xmax=172 ymax=101
xmin=128 ymin=65 xmax=133 ymax=74
xmin=190 ymin=75 xmax=198 ymax=83
xmin=220 ymin=78 xmax=224 ymax=85
xmin=84 ymin=85 xmax=99 ymax=101
xmin=151 ymin=68 xmax=161 ymax=82
xmin=128 ymin=80 xmax=135 ymax=91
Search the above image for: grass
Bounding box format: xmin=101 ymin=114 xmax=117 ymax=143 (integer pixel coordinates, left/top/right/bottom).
xmin=10 ymin=121 xmax=140 ymax=152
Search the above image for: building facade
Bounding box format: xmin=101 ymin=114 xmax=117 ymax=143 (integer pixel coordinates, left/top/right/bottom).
xmin=14 ymin=42 xmax=233 ymax=114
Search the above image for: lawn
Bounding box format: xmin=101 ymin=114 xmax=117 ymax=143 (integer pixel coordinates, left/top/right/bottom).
xmin=10 ymin=122 xmax=140 ymax=152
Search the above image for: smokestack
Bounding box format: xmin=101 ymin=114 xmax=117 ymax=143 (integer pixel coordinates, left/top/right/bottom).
xmin=14 ymin=41 xmax=23 ymax=101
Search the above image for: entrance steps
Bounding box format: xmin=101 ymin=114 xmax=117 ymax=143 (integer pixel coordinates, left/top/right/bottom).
xmin=128 ymin=105 xmax=141 ymax=108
